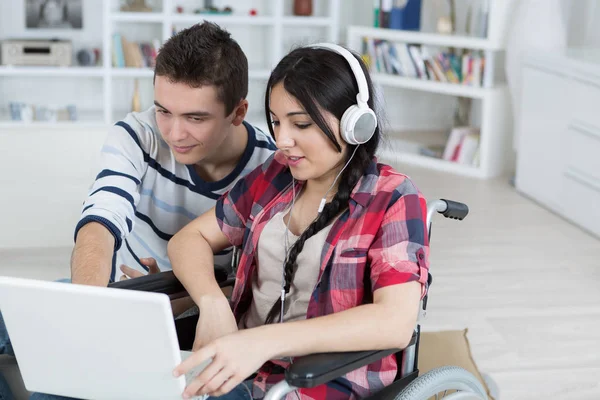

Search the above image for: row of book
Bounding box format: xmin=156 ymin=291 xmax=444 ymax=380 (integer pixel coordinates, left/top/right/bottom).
xmin=414 ymin=127 xmax=480 ymax=167
xmin=441 ymin=126 xmax=480 ymax=166
xmin=112 ymin=33 xmax=160 ymax=69
xmin=362 ymin=38 xmax=486 ymax=87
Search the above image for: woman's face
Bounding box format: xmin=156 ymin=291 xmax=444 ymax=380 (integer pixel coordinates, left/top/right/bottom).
xmin=269 ymin=82 xmax=348 ymax=185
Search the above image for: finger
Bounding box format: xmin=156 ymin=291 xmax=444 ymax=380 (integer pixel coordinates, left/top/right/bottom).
xmin=174 ymin=346 xmax=216 ymax=377
xmin=141 ymin=257 xmax=160 ymax=274
xmin=209 ymin=374 xmax=242 ymax=397
xmin=200 ymin=368 xmax=235 ymax=396
xmin=119 ymin=274 xmax=128 ymax=281
xmin=120 ymin=264 xmax=144 ymax=279
xmin=182 ymin=359 xmax=223 ymax=398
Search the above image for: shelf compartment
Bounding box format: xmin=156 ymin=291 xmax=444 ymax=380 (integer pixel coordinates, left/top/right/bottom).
xmin=377 ymin=139 xmax=483 ymax=178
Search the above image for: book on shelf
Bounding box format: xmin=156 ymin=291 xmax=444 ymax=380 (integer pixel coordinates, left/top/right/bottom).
xmin=442 ymin=126 xmax=480 ymax=167
xmin=112 ymin=33 xmax=159 ymax=69
xmin=361 ymin=37 xmax=485 ymax=87
xmin=373 ymin=0 xmax=421 ymax=31
xmin=372 ymin=0 xmax=488 ymax=38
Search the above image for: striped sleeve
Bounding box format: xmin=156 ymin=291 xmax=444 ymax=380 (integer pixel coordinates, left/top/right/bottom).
xmin=74 ymin=120 xmax=149 ymax=250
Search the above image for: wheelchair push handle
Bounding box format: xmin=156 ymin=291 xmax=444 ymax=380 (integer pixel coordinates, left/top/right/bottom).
xmin=426 ymin=199 xmax=469 ymax=229
xmin=439 ymin=199 xmax=469 ymax=220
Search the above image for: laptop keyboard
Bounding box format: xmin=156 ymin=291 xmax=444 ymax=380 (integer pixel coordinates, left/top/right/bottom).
xmin=180 ymin=351 xmax=209 ymax=400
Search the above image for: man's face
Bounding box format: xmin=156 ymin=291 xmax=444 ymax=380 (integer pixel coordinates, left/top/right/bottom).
xmin=153 ymin=76 xmax=237 ymax=165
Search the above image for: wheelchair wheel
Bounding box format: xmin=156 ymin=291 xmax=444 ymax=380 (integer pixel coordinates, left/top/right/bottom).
xmin=395 ymin=366 xmax=488 ymax=400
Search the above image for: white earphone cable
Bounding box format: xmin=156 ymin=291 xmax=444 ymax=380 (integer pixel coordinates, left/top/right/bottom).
xmin=318 ymin=145 xmax=360 ymax=214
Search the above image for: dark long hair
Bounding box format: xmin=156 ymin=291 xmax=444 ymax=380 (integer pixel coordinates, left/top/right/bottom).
xmin=263 ymin=46 xmax=381 ymax=324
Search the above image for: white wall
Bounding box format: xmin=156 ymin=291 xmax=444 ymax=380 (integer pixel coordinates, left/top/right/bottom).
xmin=0 ymin=127 xmax=106 ymax=249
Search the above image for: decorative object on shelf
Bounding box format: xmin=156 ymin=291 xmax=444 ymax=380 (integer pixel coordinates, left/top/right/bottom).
xmin=388 ymin=0 xmax=421 ymax=31
xmin=436 ymin=15 xmax=453 ymax=34
xmin=436 ymin=0 xmax=455 ymax=35
xmin=194 ymin=0 xmax=232 ymax=15
xmin=176 ymin=5 xmax=183 ymax=13
xmin=505 ymin=0 xmax=566 ymax=150
xmin=9 ymin=103 xmax=34 ymax=122
xmin=120 ymin=0 xmax=152 ymax=13
xmin=76 ymin=48 xmax=100 ymax=66
xmin=1 ymin=39 xmax=72 ymax=67
xmin=9 ymin=102 xmax=77 ymax=122
xmin=26 ymin=0 xmax=83 ymax=29
xmin=131 ymin=79 xmax=141 ymax=113
xmin=194 ymin=6 xmax=233 ymax=15
xmin=249 ymin=8 xmax=258 ymax=16
xmin=293 ymin=0 xmax=313 ymax=16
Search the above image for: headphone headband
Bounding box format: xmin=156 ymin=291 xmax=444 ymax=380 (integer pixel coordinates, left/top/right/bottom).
xmin=309 ymin=43 xmax=370 ymax=106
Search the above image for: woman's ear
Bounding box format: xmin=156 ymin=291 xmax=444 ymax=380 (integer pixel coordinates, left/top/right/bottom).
xmin=231 ymin=99 xmax=249 ymax=126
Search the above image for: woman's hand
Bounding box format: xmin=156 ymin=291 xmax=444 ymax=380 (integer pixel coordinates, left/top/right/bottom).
xmin=192 ymin=295 xmax=239 ymax=351
xmin=174 ymin=330 xmax=272 ymax=399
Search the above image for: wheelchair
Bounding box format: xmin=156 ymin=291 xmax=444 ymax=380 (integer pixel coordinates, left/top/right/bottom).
xmin=110 ymin=198 xmax=489 ymax=400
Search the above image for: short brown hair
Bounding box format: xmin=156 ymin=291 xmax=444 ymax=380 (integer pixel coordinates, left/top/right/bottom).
xmin=154 ymin=22 xmax=248 ymax=115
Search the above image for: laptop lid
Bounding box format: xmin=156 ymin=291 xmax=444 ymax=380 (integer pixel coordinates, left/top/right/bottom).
xmin=0 ymin=276 xmax=191 ymax=400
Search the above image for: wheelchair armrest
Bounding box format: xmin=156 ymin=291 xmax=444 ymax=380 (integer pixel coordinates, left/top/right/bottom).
xmin=108 ymin=266 xmax=231 ymax=299
xmin=285 ymin=349 xmax=398 ymax=388
xmin=285 ymin=331 xmax=417 ymax=388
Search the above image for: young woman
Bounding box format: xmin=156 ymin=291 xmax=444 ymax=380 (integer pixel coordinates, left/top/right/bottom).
xmin=168 ymin=43 xmax=430 ymax=400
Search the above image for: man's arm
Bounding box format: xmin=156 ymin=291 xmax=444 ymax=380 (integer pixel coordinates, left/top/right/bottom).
xmin=71 ymin=118 xmax=149 ymax=285
xmin=70 ymin=222 xmax=115 ymax=286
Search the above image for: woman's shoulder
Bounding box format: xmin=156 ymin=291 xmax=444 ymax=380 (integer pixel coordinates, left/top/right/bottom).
xmin=237 ymin=150 xmax=293 ymax=201
xmin=370 ymin=160 xmax=424 ymax=198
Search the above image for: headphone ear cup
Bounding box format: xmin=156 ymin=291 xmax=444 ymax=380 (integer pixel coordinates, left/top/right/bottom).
xmin=340 ymin=105 xmax=377 ymax=145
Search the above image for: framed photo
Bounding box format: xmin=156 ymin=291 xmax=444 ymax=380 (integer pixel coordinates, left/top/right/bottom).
xmin=25 ymin=0 xmax=83 ymax=29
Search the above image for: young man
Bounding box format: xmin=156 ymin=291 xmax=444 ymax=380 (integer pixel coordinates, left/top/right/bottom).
xmin=0 ymin=21 xmax=275 ymax=399
xmin=71 ymin=22 xmax=275 ymax=286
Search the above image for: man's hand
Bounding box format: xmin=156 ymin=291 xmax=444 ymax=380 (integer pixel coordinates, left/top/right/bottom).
xmin=119 ymin=257 xmax=160 ymax=280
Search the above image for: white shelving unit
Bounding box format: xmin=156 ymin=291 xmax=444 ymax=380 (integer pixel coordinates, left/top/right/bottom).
xmin=347 ymin=24 xmax=511 ymax=179
xmin=0 ymin=0 xmax=341 ymax=129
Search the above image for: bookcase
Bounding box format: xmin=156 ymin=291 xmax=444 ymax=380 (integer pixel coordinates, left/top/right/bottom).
xmin=0 ymin=0 xmax=341 ymax=132
xmin=346 ymin=1 xmax=512 ymax=179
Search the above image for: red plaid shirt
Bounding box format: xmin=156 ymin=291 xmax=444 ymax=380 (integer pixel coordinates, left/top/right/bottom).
xmin=215 ymin=151 xmax=430 ymax=399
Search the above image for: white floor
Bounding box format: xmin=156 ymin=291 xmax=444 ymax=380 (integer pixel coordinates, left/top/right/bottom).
xmin=1 ymin=163 xmax=600 ymax=399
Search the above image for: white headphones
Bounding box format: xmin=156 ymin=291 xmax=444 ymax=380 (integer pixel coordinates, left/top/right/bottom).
xmin=309 ymin=42 xmax=378 ymax=145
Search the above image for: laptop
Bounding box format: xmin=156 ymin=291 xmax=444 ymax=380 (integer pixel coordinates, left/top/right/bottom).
xmin=0 ymin=276 xmax=209 ymax=400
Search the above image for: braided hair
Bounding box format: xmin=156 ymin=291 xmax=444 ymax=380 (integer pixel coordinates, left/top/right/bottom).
xmin=263 ymin=46 xmax=382 ymax=325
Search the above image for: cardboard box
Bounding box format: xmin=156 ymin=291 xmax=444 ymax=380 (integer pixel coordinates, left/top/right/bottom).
xmin=418 ymin=329 xmax=496 ymax=400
